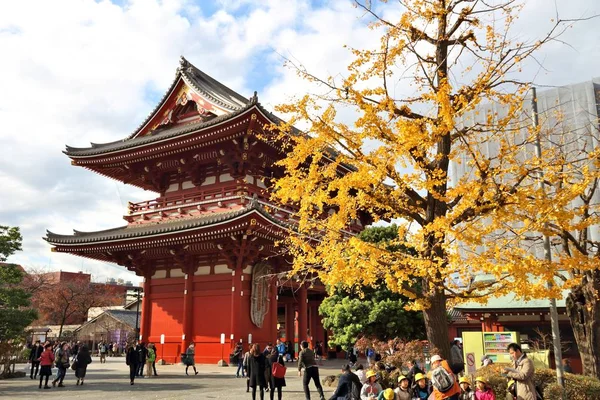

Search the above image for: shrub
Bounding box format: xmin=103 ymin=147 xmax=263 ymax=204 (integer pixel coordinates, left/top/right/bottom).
xmin=473 ymin=365 xmax=600 ymax=400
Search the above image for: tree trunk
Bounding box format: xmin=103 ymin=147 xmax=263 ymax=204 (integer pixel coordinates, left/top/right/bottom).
xmin=423 ymin=288 xmax=451 ymax=360
xmin=565 ymin=270 xmax=600 ymax=378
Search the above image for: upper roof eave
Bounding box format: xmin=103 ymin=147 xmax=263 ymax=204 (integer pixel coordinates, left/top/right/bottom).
xmin=45 ymin=199 xmax=291 ymax=246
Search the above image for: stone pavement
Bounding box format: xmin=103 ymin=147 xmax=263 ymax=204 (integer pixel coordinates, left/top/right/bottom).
xmin=0 ymin=356 xmax=348 ymax=399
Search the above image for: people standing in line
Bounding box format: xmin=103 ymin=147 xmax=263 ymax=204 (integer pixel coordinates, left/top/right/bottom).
xmin=185 ymin=342 xmax=198 ymax=375
xmin=315 ymin=341 xmax=323 ymax=365
xmin=361 ymin=370 xmax=383 ymax=400
xmin=503 ymin=343 xmax=536 ymax=400
xmin=264 ymin=344 xmax=274 ymax=393
xmin=412 ymin=373 xmax=432 ymax=400
xmin=243 ymin=345 xmax=252 ymax=392
xmin=146 ymin=343 xmax=156 ymax=378
xmin=276 ymin=339 xmax=286 ymax=357
xmin=355 ymin=363 xmax=367 ymax=384
xmin=52 ymin=342 xmax=70 ymax=387
xmin=474 ymin=377 xmax=495 ymax=400
xmin=72 ymin=341 xmax=81 ymax=362
xmin=450 ymin=340 xmax=464 ymax=376
xmin=366 ymin=348 xmax=375 ymax=366
xmin=99 ymin=341 xmax=108 ymax=363
xmin=329 ymin=363 xmax=361 ymax=400
xmin=429 ymin=354 xmax=460 ymax=400
xmin=298 ymin=340 xmax=326 ymax=400
xmin=348 ymin=347 xmax=358 ymax=367
xmin=394 ymin=375 xmax=412 ymax=400
xmin=38 ymin=343 xmax=55 ymax=389
xmin=150 ymin=343 xmax=158 ymax=376
xmin=267 ymin=348 xmax=286 ymax=400
xmin=234 ymin=341 xmax=245 ymax=378
xmin=405 ymin=360 xmax=423 ymax=387
xmin=125 ymin=343 xmax=139 ymax=385
xmin=247 ymin=344 xmax=267 ymax=400
xmin=29 ymin=340 xmax=43 ymax=380
xmin=136 ymin=342 xmax=147 ymax=377
xmin=285 ymin=340 xmax=294 ymax=362
xmin=74 ymin=345 xmax=92 ymax=386
xmin=458 ymin=377 xmax=475 ymax=400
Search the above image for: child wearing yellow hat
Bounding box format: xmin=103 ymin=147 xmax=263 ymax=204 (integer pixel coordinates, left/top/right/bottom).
xmin=377 ymin=388 xmax=398 ymax=400
xmin=412 ymin=372 xmax=432 ymax=400
xmin=458 ymin=377 xmax=475 ymax=400
xmin=474 ymin=377 xmax=496 ymax=400
xmin=394 ymin=375 xmax=412 ymax=400
xmin=361 ymin=370 xmax=383 ymax=399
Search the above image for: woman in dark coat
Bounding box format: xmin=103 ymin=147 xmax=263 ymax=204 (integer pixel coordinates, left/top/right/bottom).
xmin=247 ymin=344 xmax=267 ymax=400
xmin=74 ymin=345 xmax=92 ymax=385
xmin=267 ymin=349 xmax=286 ymax=400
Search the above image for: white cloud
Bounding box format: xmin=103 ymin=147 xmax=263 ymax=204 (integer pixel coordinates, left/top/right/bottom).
xmin=0 ymin=0 xmax=599 ymax=284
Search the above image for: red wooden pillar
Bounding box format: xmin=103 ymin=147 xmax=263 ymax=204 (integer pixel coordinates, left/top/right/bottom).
xmin=270 ymin=277 xmax=278 ymax=342
xmin=230 ymin=264 xmax=243 ymax=346
xmin=181 ymin=265 xmax=194 ymax=351
xmin=139 ymin=272 xmax=152 ymax=342
xmin=286 ymin=303 xmax=295 ymax=345
xmin=309 ymin=303 xmax=317 ymax=345
xmin=298 ymin=284 xmax=308 ymax=344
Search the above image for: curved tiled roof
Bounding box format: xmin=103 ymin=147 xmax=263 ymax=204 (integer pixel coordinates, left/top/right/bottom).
xmin=45 ymin=199 xmax=290 ymax=245
xmin=64 ymin=103 xmax=257 ymax=157
xmin=64 ymin=56 xmax=251 ymax=156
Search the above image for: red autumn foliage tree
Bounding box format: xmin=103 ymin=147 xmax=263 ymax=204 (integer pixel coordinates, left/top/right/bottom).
xmin=31 ymin=278 xmax=122 ymax=338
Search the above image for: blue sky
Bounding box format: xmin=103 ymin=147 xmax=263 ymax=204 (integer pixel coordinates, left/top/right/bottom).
xmin=1 ymin=0 xmax=599 ymax=284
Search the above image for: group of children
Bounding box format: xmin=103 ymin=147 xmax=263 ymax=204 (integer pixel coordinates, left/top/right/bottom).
xmin=458 ymin=376 xmax=496 ymax=400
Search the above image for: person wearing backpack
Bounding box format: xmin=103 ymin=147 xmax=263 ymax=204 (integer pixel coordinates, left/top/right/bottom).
xmin=329 ymin=363 xmax=361 ymax=400
xmin=429 ymin=355 xmax=460 ymax=400
xmin=52 ymin=342 xmax=70 ymax=387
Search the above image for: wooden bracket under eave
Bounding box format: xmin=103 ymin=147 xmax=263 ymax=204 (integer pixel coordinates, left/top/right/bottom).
xmin=71 ymin=160 xmax=77 ymax=165
xmin=50 ymin=247 xmax=57 ymax=252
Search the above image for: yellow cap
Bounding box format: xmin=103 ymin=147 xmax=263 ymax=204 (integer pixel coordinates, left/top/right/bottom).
xmin=366 ymin=370 xmax=377 ymax=379
xmin=398 ymin=374 xmax=408 ymax=383
xmin=383 ymin=388 xmax=395 ymax=400
xmin=459 ymin=377 xmax=471 ymax=385
xmin=414 ymin=372 xmax=426 ymax=382
xmin=475 ymin=376 xmax=487 ymax=384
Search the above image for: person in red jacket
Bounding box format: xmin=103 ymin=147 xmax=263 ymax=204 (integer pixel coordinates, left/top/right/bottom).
xmin=38 ymin=343 xmax=55 ymax=389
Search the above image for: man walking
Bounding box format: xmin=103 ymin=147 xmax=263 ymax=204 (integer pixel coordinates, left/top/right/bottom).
xmin=29 ymin=340 xmax=43 ymax=380
xmin=298 ymin=341 xmax=325 ymax=400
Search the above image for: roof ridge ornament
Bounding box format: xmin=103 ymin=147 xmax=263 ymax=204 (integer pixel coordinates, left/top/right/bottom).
xmin=178 ymin=56 xmax=190 ymax=72
xmin=250 ymin=91 xmax=258 ymax=104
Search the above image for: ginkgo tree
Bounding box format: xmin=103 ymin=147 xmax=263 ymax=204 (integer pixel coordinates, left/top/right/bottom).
xmin=270 ymin=0 xmax=598 ymax=359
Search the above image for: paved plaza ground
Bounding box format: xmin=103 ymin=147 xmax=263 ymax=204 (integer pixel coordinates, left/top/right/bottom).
xmin=0 ymin=356 xmax=347 ymax=399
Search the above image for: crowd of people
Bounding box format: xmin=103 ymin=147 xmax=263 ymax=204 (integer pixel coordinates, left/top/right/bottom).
xmin=26 ymin=338 xmax=539 ymax=400
xmin=327 ymin=342 xmax=538 ymax=400
xmin=27 ymin=339 xmax=93 ymax=389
